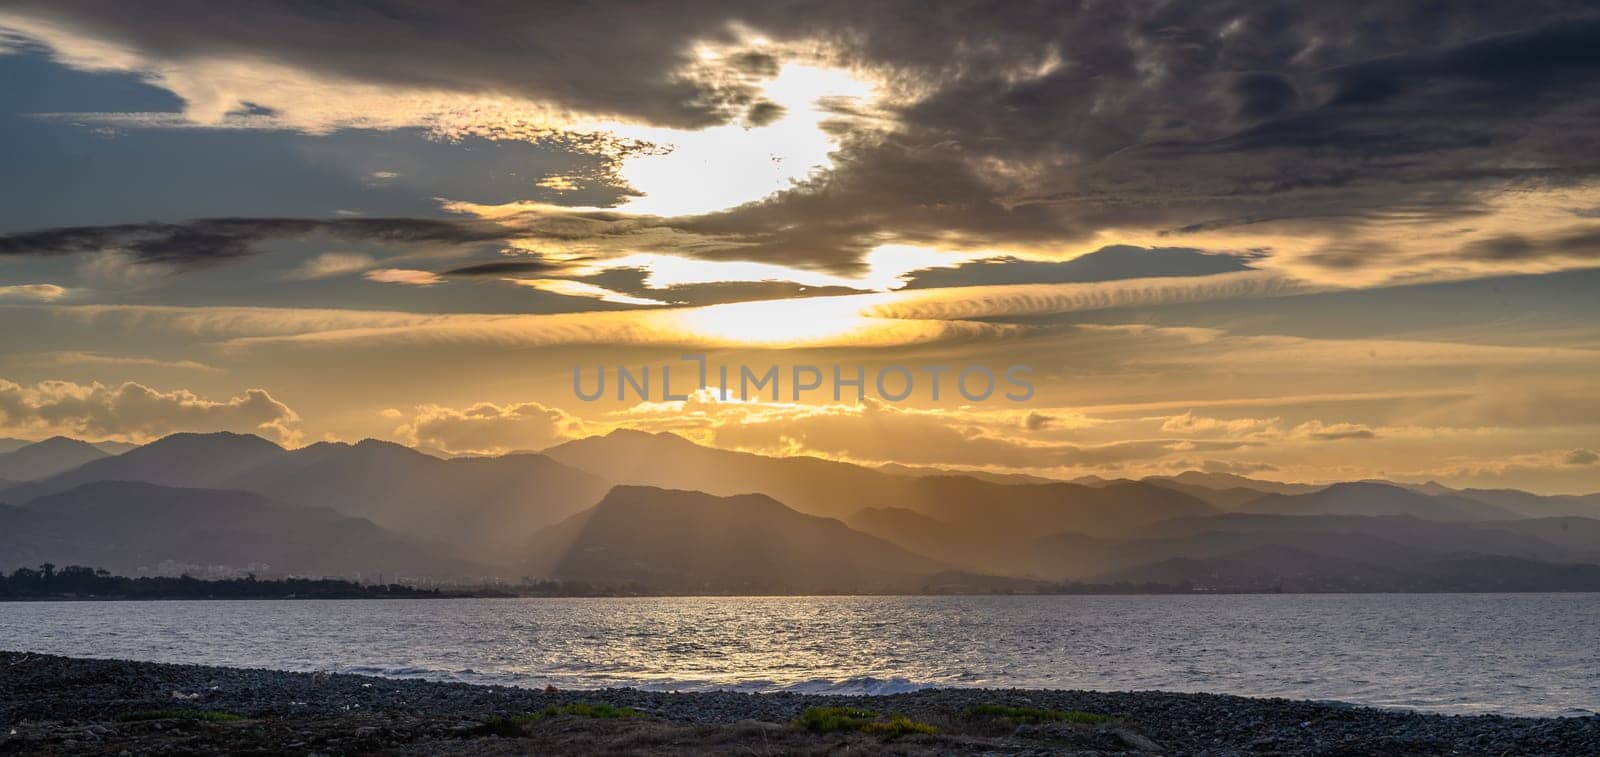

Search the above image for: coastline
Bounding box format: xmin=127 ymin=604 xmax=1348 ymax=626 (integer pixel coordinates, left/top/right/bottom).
xmin=2 ymin=651 xmax=1595 ymax=755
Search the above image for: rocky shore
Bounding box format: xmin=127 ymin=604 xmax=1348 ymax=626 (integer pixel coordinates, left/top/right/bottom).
xmin=2 ymin=651 xmax=1596 ymax=755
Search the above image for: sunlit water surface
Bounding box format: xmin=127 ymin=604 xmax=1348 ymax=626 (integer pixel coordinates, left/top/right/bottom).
xmin=3 ymin=594 xmax=1596 ymax=717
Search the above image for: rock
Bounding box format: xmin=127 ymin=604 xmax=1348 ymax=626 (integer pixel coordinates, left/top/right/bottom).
xmin=1115 ymin=729 xmax=1163 ymax=752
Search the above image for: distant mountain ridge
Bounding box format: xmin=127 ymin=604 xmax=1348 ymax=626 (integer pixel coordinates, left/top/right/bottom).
xmin=1232 ymin=482 xmax=1521 ymax=521
xmin=1 ymin=480 xmax=480 ymax=578
xmin=1092 ymin=546 xmax=1600 ymax=592
xmin=526 ymin=485 xmax=948 ymax=593
xmin=12 ymin=432 xmax=609 ymax=564
xmin=543 ymin=429 xmax=1217 ymax=536
xmin=0 ymin=437 xmax=109 ymax=481
xmin=4 ymin=430 xmax=1598 ymax=592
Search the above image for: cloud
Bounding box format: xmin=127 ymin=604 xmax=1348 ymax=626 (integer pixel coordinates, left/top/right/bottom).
xmin=1160 ymin=413 xmax=1277 ymax=437
xmin=0 ymin=2 xmax=796 ymax=131
xmin=363 ymin=268 xmax=443 ymax=286
xmin=0 ymin=284 xmax=67 ymax=301
xmin=49 ymin=295 xmax=1008 ymax=351
xmin=1022 ymin=411 xmax=1055 ymax=431
xmin=35 ymin=304 xmax=457 ymax=341
xmin=1122 ymin=330 xmax=1600 ymax=371
xmin=1198 ymin=459 xmax=1280 ymax=476
xmin=0 ymin=377 xmax=301 ymax=444
xmin=1290 ymin=420 xmax=1379 ymax=441
xmin=1566 ymin=448 xmax=1599 ymax=466
xmin=0 ymin=218 xmax=506 ymax=268
xmin=394 ymin=401 xmax=576 ymax=456
xmin=289 ymin=252 xmax=376 ymax=280
xmin=900 ymin=246 xmax=1258 ymax=290
xmin=11 ymin=3 xmax=1600 ymax=282
xmin=21 ymin=352 xmax=218 ymax=373
xmin=507 ymin=279 xmax=666 ymax=306
xmin=870 ymin=271 xmax=1323 ymax=322
xmin=609 ymin=396 xmax=1232 ymax=470
xmin=536 ymin=175 xmax=580 ymax=191
xmin=441 ymin=259 xmax=560 ymax=277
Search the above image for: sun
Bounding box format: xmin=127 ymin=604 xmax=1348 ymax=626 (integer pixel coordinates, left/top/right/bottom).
xmin=668 ymin=296 xmax=881 ymax=346
xmin=597 ymin=63 xmax=881 ymax=216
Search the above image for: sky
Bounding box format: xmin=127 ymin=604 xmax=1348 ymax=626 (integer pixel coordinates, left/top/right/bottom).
xmin=1 ymin=2 xmax=1598 ymax=492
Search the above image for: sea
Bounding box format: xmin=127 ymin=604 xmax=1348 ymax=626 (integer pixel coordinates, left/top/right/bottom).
xmin=2 ymin=593 xmax=1596 ymax=717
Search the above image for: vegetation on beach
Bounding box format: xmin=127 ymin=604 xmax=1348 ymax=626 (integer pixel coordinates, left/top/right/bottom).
xmin=862 ymin=714 xmax=940 ymax=736
xmin=477 ymin=702 xmax=648 ymax=735
xmin=513 ymin=703 xmax=646 ymax=724
xmin=115 ymin=709 xmax=245 ymax=723
xmin=793 ymin=706 xmax=937 ymax=736
xmin=964 ymin=703 xmax=1120 ymax=724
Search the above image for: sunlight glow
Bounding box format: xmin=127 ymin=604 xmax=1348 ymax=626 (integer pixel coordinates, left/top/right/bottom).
xmin=510 ymin=279 xmax=667 ymax=306
xmin=595 ymin=63 xmax=878 ymax=216
xmin=577 ymin=245 xmax=982 ymax=293
xmin=667 ymin=294 xmax=896 ymax=346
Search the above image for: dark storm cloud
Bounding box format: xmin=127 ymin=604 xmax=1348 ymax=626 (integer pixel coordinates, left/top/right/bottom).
xmin=0 ymin=0 xmax=786 ymax=130
xmin=1324 ymin=16 xmax=1600 ymax=107
xmin=566 ymin=266 xmax=865 ymax=306
xmin=1229 ymin=73 xmax=1300 ymax=121
xmin=440 ymin=260 xmax=561 ymax=277
xmin=606 ymin=3 xmax=1600 ymax=272
xmin=0 ymin=218 xmax=507 ymax=267
xmin=901 ymin=246 xmax=1258 ymax=290
xmin=743 ymin=101 xmax=788 ymax=127
xmin=1455 ymin=227 xmax=1600 ymax=262
xmin=9 ymin=2 xmax=1600 ymax=273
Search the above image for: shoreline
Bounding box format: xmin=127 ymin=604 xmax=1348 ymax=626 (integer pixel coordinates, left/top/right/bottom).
xmin=7 ymin=588 xmax=1600 ymax=601
xmin=2 ymin=651 xmax=1596 ymax=755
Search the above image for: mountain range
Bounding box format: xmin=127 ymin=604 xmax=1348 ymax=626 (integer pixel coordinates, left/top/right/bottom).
xmin=0 ymin=437 xmax=111 ymax=482
xmin=2 ymin=428 xmax=1598 ymax=592
xmin=1 ymin=481 xmax=478 ymax=578
xmin=8 ymin=432 xmax=608 ymax=564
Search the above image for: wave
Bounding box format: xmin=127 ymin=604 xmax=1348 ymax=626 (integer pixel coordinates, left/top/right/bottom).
xmin=327 ymin=664 xmax=941 ymax=696
xmin=775 ymin=676 xmax=934 ymax=696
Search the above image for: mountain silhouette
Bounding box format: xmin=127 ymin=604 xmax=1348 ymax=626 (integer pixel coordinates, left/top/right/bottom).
xmin=1092 ymin=545 xmax=1600 ymax=592
xmin=1417 ymin=486 xmax=1600 ymax=519
xmin=526 ymin=485 xmax=946 ymax=592
xmin=544 ymin=429 xmax=1215 ymax=536
xmin=11 ymin=431 xmax=285 ymax=498
xmin=16 ymin=432 xmax=609 ymax=562
xmin=1234 ymin=482 xmax=1520 ymax=520
xmin=0 ymin=437 xmax=108 ymax=481
xmin=1034 ymin=512 xmax=1574 ymax=579
xmin=1 ymin=481 xmax=480 ymax=578
xmin=5 ymin=431 xmax=1598 ymax=592
xmin=1146 ymin=471 xmax=1322 ymax=495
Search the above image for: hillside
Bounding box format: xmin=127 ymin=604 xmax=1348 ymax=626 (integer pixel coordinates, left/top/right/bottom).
xmin=1234 ymin=482 xmax=1520 ymax=521
xmin=0 ymin=437 xmax=108 ymax=481
xmin=0 ymin=481 xmax=482 ymax=579
xmin=526 ymin=486 xmax=946 ymax=593
xmin=544 ymin=430 xmax=1216 ymax=536
xmin=16 ymin=433 xmax=610 ymax=562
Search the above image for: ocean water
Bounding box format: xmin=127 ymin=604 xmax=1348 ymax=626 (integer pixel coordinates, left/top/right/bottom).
xmin=2 ymin=594 xmax=1596 ymax=717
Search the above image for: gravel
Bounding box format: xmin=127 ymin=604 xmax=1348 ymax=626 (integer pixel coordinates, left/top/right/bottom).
xmin=2 ymin=650 xmax=1596 ymax=755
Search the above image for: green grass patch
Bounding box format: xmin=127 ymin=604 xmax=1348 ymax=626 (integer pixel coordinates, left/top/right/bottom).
xmin=116 ymin=709 xmax=244 ymax=723
xmin=794 ymin=706 xmax=879 ymax=733
xmin=861 ymin=714 xmax=939 ymax=736
xmin=965 ymin=703 xmax=1119 ymax=725
xmin=794 ymin=706 xmax=936 ymax=736
xmin=478 ymin=702 xmax=649 ymax=734
xmin=514 ymin=702 xmax=645 ymax=723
